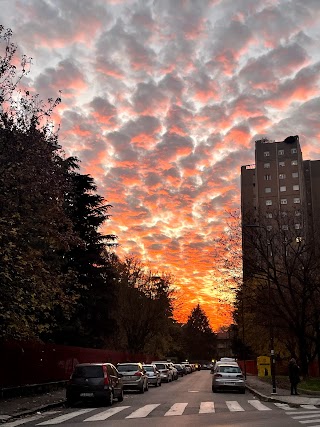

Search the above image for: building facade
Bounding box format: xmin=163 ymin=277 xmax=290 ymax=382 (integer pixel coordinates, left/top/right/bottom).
xmin=241 ymin=135 xmax=320 ymax=270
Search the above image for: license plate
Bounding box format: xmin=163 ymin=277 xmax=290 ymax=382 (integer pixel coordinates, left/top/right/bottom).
xmin=80 ymin=392 xmax=94 ymax=397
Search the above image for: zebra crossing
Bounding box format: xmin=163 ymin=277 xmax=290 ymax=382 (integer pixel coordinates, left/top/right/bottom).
xmin=276 ymin=403 xmax=320 ymax=426
xmin=4 ymin=400 xmax=283 ymax=426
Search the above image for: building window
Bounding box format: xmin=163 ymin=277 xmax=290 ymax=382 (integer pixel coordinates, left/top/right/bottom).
xmin=296 ymin=236 xmax=302 ymax=243
xmin=264 ymin=174 xmax=271 ymax=180
xmin=266 ymin=225 xmax=272 ymax=231
xmin=280 ymin=186 xmax=286 ymax=192
xmin=291 ymin=160 xmax=298 ymax=166
xmin=279 ymin=173 xmax=286 ymax=179
xmin=282 ymin=225 xmax=289 ymax=230
xmin=278 ymin=149 xmax=284 ymax=155
xmin=266 ymin=200 xmax=272 ymax=206
xmin=295 ymin=210 xmax=301 ymax=216
xmin=292 ymin=172 xmax=298 ymax=178
xmin=293 ymin=185 xmax=299 ymax=191
xmin=266 ymin=213 xmax=273 ymax=219
xmin=281 ymin=199 xmax=287 ymax=205
xmin=291 ymin=148 xmax=297 ymax=154
xmin=281 ymin=211 xmax=287 ymax=217
xmin=264 ymin=163 xmax=270 ymax=168
xmin=294 ymin=197 xmax=300 ymax=204
xmin=265 ymin=187 xmax=271 ymax=193
xmin=264 ymin=151 xmax=270 ymax=157
xmin=295 ymin=223 xmax=301 ymax=229
xmin=279 ymin=161 xmax=285 ymax=167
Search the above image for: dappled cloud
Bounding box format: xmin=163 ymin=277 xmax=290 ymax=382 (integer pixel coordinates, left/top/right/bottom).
xmin=3 ymin=0 xmax=320 ymax=330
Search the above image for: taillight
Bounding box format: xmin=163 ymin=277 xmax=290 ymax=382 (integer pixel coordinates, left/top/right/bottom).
xmin=103 ymin=366 xmax=109 ymax=385
xmin=134 ymin=371 xmax=142 ymax=376
xmin=214 ymin=373 xmax=223 ymax=378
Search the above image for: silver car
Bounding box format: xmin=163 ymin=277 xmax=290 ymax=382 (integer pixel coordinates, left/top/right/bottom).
xmin=212 ymin=363 xmax=245 ymax=393
xmin=117 ymin=362 xmax=148 ymax=393
xmin=143 ymin=364 xmax=161 ymax=387
xmin=152 ymin=362 xmax=173 ymax=383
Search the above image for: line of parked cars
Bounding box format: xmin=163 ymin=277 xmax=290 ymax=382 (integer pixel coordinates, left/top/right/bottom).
xmin=211 ymin=357 xmax=246 ymax=394
xmin=66 ymin=360 xmax=198 ymax=406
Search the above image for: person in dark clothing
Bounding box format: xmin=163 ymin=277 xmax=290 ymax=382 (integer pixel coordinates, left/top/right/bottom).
xmin=288 ymin=358 xmax=300 ymax=395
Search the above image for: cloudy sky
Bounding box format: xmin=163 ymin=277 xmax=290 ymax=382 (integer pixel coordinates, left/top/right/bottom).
xmin=2 ymin=0 xmax=320 ymax=330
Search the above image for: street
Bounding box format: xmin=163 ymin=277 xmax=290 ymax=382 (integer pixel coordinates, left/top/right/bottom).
xmin=4 ymin=371 xmax=310 ymax=427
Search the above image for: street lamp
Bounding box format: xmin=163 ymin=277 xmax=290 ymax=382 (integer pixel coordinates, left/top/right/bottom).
xmin=243 ymin=223 xmax=277 ymax=395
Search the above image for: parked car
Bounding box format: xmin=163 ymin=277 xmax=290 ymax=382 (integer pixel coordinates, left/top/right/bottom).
xmin=181 ymin=362 xmax=192 ymax=374
xmin=143 ymin=364 xmax=161 ymax=387
xmin=212 ymin=359 xmax=239 ymax=373
xmin=66 ymin=363 xmax=124 ymax=406
xmin=212 ymin=363 xmax=245 ymax=393
xmin=152 ymin=362 xmax=173 ymax=382
xmin=117 ymin=362 xmax=148 ymax=393
xmin=168 ymin=362 xmax=179 ymax=380
xmin=174 ymin=363 xmax=185 ymax=376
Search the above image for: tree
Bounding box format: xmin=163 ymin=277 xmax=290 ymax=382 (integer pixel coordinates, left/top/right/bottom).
xmin=112 ymin=256 xmax=175 ymax=354
xmin=183 ymin=304 xmax=216 ymax=360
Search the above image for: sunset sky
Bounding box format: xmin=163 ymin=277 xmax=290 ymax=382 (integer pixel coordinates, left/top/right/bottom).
xmin=2 ymin=0 xmax=320 ymax=331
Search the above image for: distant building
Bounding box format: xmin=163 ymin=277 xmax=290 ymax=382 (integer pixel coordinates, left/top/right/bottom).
xmin=241 ymin=136 xmax=320 ymax=273
xmin=216 ymin=330 xmax=234 ymax=360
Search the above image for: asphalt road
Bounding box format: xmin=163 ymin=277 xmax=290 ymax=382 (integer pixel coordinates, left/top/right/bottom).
xmin=4 ymin=371 xmax=311 ymax=427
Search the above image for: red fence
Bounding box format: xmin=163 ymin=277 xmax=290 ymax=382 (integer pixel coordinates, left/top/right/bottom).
xmin=0 ymin=341 xmax=155 ymax=388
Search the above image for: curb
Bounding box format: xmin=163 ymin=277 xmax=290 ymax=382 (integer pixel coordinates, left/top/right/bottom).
xmin=245 ymin=384 xmax=301 ymax=408
xmin=1 ymin=400 xmax=66 ymax=424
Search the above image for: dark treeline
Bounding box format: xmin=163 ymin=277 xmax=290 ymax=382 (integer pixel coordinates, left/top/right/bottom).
xmin=0 ymin=26 xmax=217 ymax=360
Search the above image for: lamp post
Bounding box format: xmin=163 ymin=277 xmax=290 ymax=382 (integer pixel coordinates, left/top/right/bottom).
xmin=243 ymin=223 xmax=277 ymax=394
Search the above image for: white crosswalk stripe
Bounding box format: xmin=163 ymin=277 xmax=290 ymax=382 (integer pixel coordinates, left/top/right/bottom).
xmin=248 ymin=400 xmax=272 ymax=411
xmin=26 ymin=400 xmax=283 ymax=425
xmin=199 ymin=401 xmax=215 ymax=413
xmin=226 ymin=400 xmax=245 ymax=412
xmin=275 ymin=402 xmax=298 ymax=410
xmin=125 ymin=404 xmax=160 ymax=419
xmin=37 ymin=409 xmax=96 ymax=425
xmin=164 ymin=403 xmax=188 ymax=416
xmin=84 ymin=406 xmax=130 ymax=421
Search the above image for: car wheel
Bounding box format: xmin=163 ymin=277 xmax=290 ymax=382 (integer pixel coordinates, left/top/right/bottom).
xmin=155 ymin=380 xmax=158 ymax=387
xmin=240 ymin=388 xmax=246 ymax=394
xmin=159 ymin=380 xmax=162 ymax=386
xmin=107 ymin=390 xmax=114 ymax=406
xmin=145 ymin=381 xmax=149 ymax=391
xmin=212 ymin=386 xmax=217 ymax=393
xmin=139 ymin=384 xmax=145 ymax=393
xmin=118 ymin=389 xmax=124 ymax=402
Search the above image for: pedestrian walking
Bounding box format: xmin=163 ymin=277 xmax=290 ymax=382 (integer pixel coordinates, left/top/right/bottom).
xmin=288 ymin=358 xmax=300 ymax=395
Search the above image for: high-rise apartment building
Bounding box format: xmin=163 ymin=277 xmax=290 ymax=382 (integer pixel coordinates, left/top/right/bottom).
xmin=241 ymin=136 xmax=320 ymax=268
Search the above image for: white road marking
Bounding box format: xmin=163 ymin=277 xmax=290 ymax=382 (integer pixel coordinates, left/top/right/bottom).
xmin=301 ymin=405 xmax=318 ymax=409
xmin=199 ymin=402 xmax=215 ymax=413
xmin=164 ymin=403 xmax=188 ymax=416
xmin=37 ymin=409 xmax=96 ymax=425
xmin=299 ymin=420 xmax=320 ymax=424
xmin=226 ymin=401 xmax=244 ymax=412
xmin=84 ymin=406 xmax=131 ymax=421
xmin=287 ymin=411 xmax=320 ymax=415
xmin=126 ymin=404 xmax=160 ymax=419
xmin=248 ymin=400 xmax=272 ymax=411
xmin=292 ymin=413 xmax=320 ymax=420
xmin=275 ymin=402 xmax=297 ymax=410
xmin=4 ymin=415 xmax=42 ymax=427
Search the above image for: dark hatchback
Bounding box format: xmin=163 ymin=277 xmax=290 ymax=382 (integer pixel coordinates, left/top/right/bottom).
xmin=66 ymin=363 xmax=124 ymax=406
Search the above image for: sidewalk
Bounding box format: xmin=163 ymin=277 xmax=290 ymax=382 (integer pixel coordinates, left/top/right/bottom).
xmin=1 ymin=376 xmax=320 ymax=423
xmin=246 ymin=375 xmax=320 ymax=407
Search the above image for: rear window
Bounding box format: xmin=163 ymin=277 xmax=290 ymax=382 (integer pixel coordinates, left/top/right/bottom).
xmin=144 ymin=366 xmax=154 ymax=372
xmin=117 ymin=364 xmax=140 ymax=372
xmin=219 ymin=366 xmax=241 ymax=373
xmin=154 ymin=363 xmax=166 ymax=369
xmin=73 ymin=366 xmax=103 ymax=378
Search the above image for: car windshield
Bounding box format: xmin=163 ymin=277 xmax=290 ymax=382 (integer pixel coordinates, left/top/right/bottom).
xmin=219 ymin=366 xmax=241 ymax=373
xmin=144 ymin=366 xmax=155 ymax=372
xmin=72 ymin=366 xmax=103 ymax=378
xmin=154 ymin=363 xmax=166 ymax=369
xmin=117 ymin=364 xmax=139 ymax=372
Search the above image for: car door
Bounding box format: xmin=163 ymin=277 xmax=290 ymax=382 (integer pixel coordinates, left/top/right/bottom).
xmin=107 ymin=364 xmax=120 ymax=395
